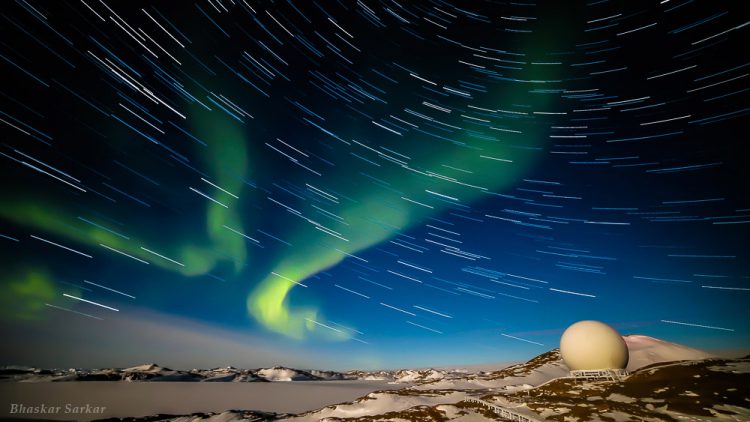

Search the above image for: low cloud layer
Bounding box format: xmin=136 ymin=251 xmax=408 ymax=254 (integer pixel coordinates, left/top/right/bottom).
xmin=0 ymin=307 xmax=338 ymax=370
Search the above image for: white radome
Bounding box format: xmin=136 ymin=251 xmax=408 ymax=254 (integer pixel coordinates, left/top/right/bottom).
xmin=560 ymin=320 xmax=629 ymax=370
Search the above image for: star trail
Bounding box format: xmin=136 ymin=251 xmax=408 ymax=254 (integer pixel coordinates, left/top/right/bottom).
xmin=0 ymin=0 xmax=748 ymax=368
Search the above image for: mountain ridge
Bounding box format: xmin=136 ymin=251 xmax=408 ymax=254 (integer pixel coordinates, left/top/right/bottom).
xmin=0 ymin=335 xmax=718 ymax=384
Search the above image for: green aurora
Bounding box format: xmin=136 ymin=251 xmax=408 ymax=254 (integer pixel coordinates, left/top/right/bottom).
xmin=1 ymin=29 xmax=567 ymax=342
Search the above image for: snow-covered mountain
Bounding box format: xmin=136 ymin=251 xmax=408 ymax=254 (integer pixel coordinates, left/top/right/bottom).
xmin=0 ymin=363 xmax=359 ymax=383
xmin=0 ymin=364 xmax=499 ymax=384
xmin=624 ymin=334 xmax=715 ymax=371
xmin=2 ymin=336 xmax=747 ymax=421
xmin=1 ymin=336 xmax=713 ymax=385
xmin=256 ymin=367 xmax=323 ymax=382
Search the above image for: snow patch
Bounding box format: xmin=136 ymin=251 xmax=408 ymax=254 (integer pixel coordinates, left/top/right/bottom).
xmin=606 ymin=393 xmax=636 ymax=403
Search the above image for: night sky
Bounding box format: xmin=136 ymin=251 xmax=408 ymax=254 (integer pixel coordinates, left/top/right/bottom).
xmin=1 ymin=0 xmax=748 ymax=370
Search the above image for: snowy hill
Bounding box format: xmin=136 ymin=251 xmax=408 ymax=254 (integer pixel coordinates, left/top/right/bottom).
xmin=343 ymin=369 xmax=393 ymax=381
xmin=624 ymin=334 xmax=715 ymax=371
xmin=121 ymin=363 xmax=203 ymax=381
xmin=278 ymin=337 xmax=741 ymax=421
xmin=489 ymin=357 xmax=750 ymax=421
xmin=256 ymin=367 xmax=327 ymax=382
xmin=0 ymin=364 xmax=354 ymax=383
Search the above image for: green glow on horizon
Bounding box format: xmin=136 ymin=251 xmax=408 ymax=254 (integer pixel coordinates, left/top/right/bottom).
xmin=247 ymin=265 xmax=349 ymax=341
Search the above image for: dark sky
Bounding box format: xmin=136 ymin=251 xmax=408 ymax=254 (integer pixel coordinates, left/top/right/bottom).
xmin=0 ymin=0 xmax=748 ymax=370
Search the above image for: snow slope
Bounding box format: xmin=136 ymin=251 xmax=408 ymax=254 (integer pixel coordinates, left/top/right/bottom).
xmin=414 ymin=349 xmax=569 ymax=391
xmin=285 ymin=390 xmax=467 ymax=421
xmin=623 ymin=335 xmax=715 ymax=371
xmin=256 ymin=367 xmax=320 ymax=382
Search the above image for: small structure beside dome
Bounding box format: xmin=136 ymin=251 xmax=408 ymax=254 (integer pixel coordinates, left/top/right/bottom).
xmin=560 ymin=320 xmax=629 ymax=381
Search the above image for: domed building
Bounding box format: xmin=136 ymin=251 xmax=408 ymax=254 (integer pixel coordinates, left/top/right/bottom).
xmin=560 ymin=320 xmax=629 ymax=381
